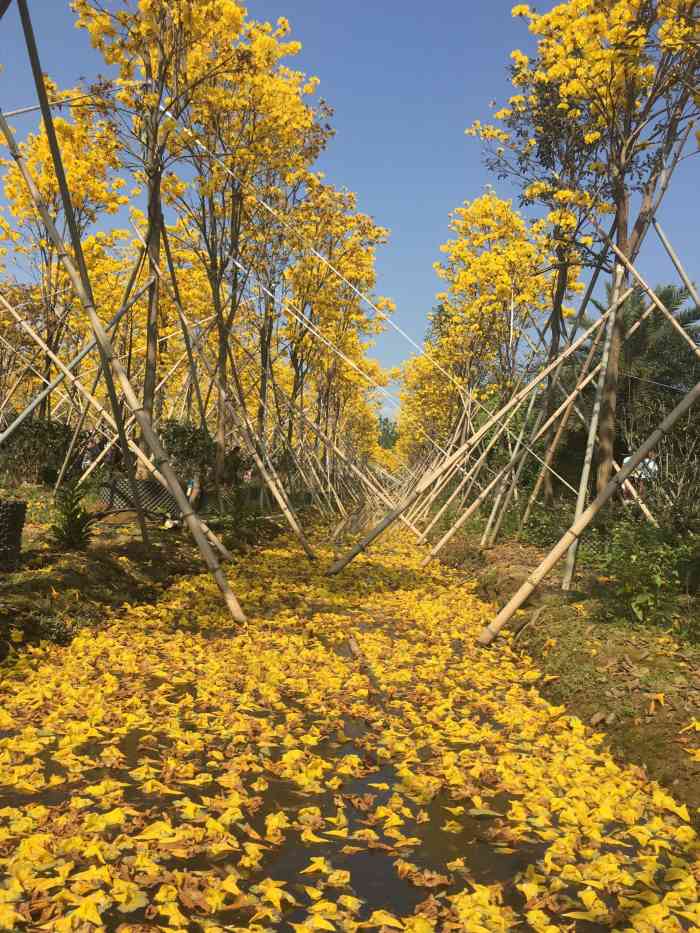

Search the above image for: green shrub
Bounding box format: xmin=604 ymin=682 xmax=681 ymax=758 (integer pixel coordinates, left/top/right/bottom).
xmin=0 ymin=420 xmax=77 ymax=485
xmin=589 ymin=519 xmax=695 ymax=629
xmin=50 ymin=482 xmax=98 ymax=550
xmin=160 ymin=420 xmax=215 ymax=479
xmin=37 ymin=614 xmax=82 ymax=646
xmin=519 ymin=501 xmax=572 ymax=548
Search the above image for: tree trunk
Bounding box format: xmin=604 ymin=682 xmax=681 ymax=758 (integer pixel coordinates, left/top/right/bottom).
xmin=138 ymin=163 xmax=163 ymax=476
xmin=596 ymin=187 xmax=629 ymax=493
xmin=542 ymin=247 xmax=567 ymax=504
xmin=257 ymin=296 xmax=274 ymax=447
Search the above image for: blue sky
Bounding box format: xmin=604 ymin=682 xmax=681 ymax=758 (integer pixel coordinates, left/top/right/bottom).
xmin=1 ymin=0 xmax=697 ymax=385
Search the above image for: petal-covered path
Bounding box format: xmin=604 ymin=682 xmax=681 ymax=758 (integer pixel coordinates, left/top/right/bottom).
xmin=1 ymin=535 xmax=699 ymax=932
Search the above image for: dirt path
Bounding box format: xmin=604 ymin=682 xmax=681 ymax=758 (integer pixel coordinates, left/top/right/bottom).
xmin=1 ymin=534 xmax=699 ymax=931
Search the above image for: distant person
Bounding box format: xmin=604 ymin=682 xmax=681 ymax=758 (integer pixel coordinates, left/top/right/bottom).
xmin=82 ymin=439 xmax=101 ymax=472
xmin=622 ymin=449 xmax=658 ymax=500
xmin=638 ymin=449 xmax=659 ymax=496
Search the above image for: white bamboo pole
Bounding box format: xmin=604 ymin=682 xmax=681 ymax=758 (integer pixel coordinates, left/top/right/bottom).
xmin=0 ymin=104 xmax=244 ymax=620
xmin=593 ymin=222 xmax=700 ymax=366
xmin=327 ymin=292 xmax=631 ymax=575
xmin=539 ymin=388 xmax=658 ymax=528
xmin=55 ymin=253 xmax=149 ymax=491
xmin=477 ymin=376 xmax=700 ymax=646
xmin=405 ymin=412 xmax=468 ymax=526
xmin=1 ymin=293 xmax=234 ymax=562
xmin=521 ymin=324 xmax=604 ymax=526
xmin=523 ymin=285 xmax=669 ymax=526
xmin=481 ymin=390 xmax=540 ymax=547
xmin=418 ymin=398 xmax=527 ymax=542
xmin=225 ymin=355 xmax=318 ymax=561
xmin=485 ymin=405 xmax=549 ymax=548
xmin=143 ymin=231 xmax=318 ymax=559
xmin=653 ymin=220 xmax=700 ymax=310
xmin=561 ymin=266 xmax=624 ymax=590
xmin=420 ymin=352 xmax=614 ymax=567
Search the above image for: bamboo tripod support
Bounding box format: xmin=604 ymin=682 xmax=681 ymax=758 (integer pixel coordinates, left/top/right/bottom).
xmin=477 ymin=236 xmax=700 ymax=639
xmin=477 ymin=377 xmax=700 ymax=646
xmin=561 ymin=266 xmax=623 ymax=590
xmin=2 ymin=11 xmax=246 ymax=623
xmin=328 ymin=293 xmax=630 ymax=575
xmin=130 ymin=221 xmax=319 ymax=561
xmin=0 ymin=294 xmax=234 ymax=564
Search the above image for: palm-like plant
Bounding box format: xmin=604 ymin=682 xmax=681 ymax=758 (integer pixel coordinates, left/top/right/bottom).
xmin=615 ymin=285 xmax=700 ymax=395
xmin=593 ymin=285 xmax=700 ymax=531
xmin=589 ymin=285 xmax=700 ymax=433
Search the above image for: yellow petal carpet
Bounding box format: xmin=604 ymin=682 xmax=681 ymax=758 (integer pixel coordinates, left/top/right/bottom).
xmin=0 ymin=535 xmax=698 ymax=931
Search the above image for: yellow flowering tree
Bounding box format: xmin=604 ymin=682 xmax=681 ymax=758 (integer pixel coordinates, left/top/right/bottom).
xmin=161 ymin=14 xmax=330 ymax=494
xmin=282 ymin=180 xmax=392 ymax=449
xmin=434 ymin=192 xmax=558 ymax=386
xmin=0 ymin=86 xmax=128 ymax=417
xmin=474 ymin=0 xmax=700 ymax=491
xmin=398 ymin=192 xmax=562 ymax=464
xmin=72 ymin=0 xmax=247 ymax=434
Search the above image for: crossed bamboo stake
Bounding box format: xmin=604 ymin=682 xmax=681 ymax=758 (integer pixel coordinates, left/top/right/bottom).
xmin=1 ymin=5 xmax=246 ymax=623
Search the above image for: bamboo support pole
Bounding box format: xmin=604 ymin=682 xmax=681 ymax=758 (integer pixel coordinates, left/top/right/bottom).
xmin=1 ymin=293 xmax=233 ymax=563
xmin=7 ymin=7 xmax=154 ymax=546
xmin=405 ymin=413 xmax=468 ymax=526
xmin=522 ymin=285 xmax=668 ymax=526
xmin=653 ymin=220 xmax=700 ymax=310
xmin=76 ymin=338 xmax=199 ymax=488
xmin=160 ymin=226 xmax=208 ymax=429
xmin=403 ymin=447 xmax=446 ymax=525
xmin=418 ymin=406 xmax=522 ymax=543
xmin=411 ymin=454 xmax=468 ymax=528
xmin=330 ymin=511 xmax=353 ymax=544
xmin=299 ymin=449 xmax=336 ymax=517
xmin=408 ymin=429 xmax=477 ymax=528
xmin=0 ymin=91 xmax=243 ymax=620
xmin=230 ymin=326 xmax=419 ymax=535
xmin=521 ymin=323 xmax=605 ymax=526
xmin=55 ymin=252 xmax=148 ymax=491
xmin=420 ymin=351 xmax=617 ymax=567
xmin=539 ymin=389 xmax=658 ymax=528
xmin=593 ymin=222 xmax=700 ymax=366
xmin=226 ymin=356 xmax=317 ymax=560
xmin=327 ymin=293 xmax=630 ymax=575
xmin=561 ymin=266 xmax=623 ymax=590
xmin=477 ymin=377 xmax=700 ymax=646
xmin=55 ymin=369 xmax=103 ymax=490
xmin=0 ymin=335 xmax=62 ymax=392
xmin=309 ymin=446 xmax=345 ymax=516
xmin=550 ymin=385 xmax=658 ymax=527
xmin=0 ymin=287 xmax=150 ymax=446
xmin=481 ymin=390 xmax=540 ymax=547
xmin=484 ymin=398 xmax=545 ymax=548
xmin=612 ymin=456 xmax=658 ymax=526
xmin=0 ymin=359 xmax=41 ymax=420
xmin=143 ymin=230 xmax=317 ymax=559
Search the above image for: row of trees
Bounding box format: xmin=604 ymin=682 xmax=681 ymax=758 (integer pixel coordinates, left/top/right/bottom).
xmin=398 ymin=0 xmax=699 ymax=500
xmin=0 ymin=0 xmax=395 ymax=501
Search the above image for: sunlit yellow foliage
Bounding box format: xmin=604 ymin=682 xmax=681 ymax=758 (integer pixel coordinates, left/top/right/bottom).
xmin=398 ymin=192 xmax=565 ymax=463
xmin=0 ymin=81 xmax=127 ymax=235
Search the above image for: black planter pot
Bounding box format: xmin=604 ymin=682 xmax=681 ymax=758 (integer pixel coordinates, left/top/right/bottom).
xmin=0 ymin=500 xmax=27 ymax=570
